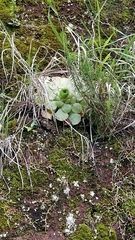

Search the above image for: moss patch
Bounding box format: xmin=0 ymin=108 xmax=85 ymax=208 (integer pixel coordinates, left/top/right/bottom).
xmin=69 ymin=223 xmax=117 ymax=240
xmin=69 ymin=223 xmax=93 ymax=240
xmin=96 ymin=223 xmax=117 ymax=240
xmin=0 ymin=0 xmax=16 ymax=23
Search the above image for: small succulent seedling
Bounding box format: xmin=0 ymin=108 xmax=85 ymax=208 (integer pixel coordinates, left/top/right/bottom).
xmin=24 ymin=121 xmax=37 ymax=132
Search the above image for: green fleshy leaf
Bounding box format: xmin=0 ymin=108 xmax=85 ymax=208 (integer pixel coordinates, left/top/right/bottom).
xmin=55 ymin=95 xmax=60 ymax=101
xmin=72 ymin=103 xmax=82 ymax=113
xmin=55 ymin=109 xmax=68 ymax=121
xmin=55 ymin=100 xmax=64 ymax=108
xmin=62 ymin=104 xmax=72 ymax=113
xmin=70 ymin=96 xmax=76 ymax=104
xmin=79 ymin=99 xmax=88 ymax=108
xmin=59 ymin=88 xmax=69 ymax=100
xmin=69 ymin=113 xmax=81 ymax=125
xmin=65 ymin=98 xmax=71 ymax=104
xmin=48 ymin=87 xmax=57 ymax=100
xmin=76 ymin=94 xmax=83 ymax=101
xmin=51 ymin=101 xmax=58 ymax=110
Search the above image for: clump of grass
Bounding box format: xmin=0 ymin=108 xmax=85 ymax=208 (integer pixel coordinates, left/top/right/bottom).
xmin=0 ymin=21 xmax=40 ymax=192
xmin=0 ymin=18 xmax=76 ymax=194
xmin=58 ymin=0 xmax=135 ymax=139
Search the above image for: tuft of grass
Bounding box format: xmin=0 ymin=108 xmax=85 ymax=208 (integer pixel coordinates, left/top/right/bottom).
xmin=0 ymin=18 xmax=71 ymax=194
xmin=0 ymin=22 xmax=38 ymax=191
xmin=53 ymin=0 xmax=135 ymax=139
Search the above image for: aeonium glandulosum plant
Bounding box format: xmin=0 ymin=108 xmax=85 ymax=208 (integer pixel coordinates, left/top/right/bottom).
xmin=35 ymin=76 xmax=88 ymax=125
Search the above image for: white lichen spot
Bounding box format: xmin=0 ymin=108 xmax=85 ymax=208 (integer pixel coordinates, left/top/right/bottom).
xmin=90 ymin=191 xmax=95 ymax=197
xmin=83 ymin=179 xmax=87 ymax=183
xmin=110 ymin=158 xmax=114 ymax=164
xmin=73 ymin=181 xmax=79 ymax=188
xmin=40 ymin=203 xmax=46 ymax=210
xmin=49 ymin=183 xmax=52 ymax=188
xmin=0 ymin=232 xmax=8 ymax=238
xmin=57 ymin=176 xmax=66 ymax=184
xmin=64 ymin=186 xmax=70 ymax=196
xmin=32 ymin=200 xmax=37 ymax=204
xmin=64 ymin=213 xmax=76 ymax=235
xmin=52 ymin=194 xmax=59 ymax=202
xmin=80 ymin=194 xmax=85 ymax=200
xmin=94 ymin=213 xmax=102 ymax=222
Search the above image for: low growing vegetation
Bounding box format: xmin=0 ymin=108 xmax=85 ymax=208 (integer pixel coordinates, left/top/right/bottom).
xmin=0 ymin=0 xmax=135 ymax=239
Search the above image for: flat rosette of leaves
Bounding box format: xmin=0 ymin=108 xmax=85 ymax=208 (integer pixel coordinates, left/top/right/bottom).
xmin=50 ymin=84 xmax=87 ymax=125
xmin=36 ymin=76 xmax=87 ymax=125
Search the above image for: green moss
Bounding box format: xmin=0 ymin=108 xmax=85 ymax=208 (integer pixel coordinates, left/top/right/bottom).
xmin=69 ymin=223 xmax=93 ymax=240
xmin=0 ymin=0 xmax=14 ymax=23
xmin=122 ymin=198 xmax=135 ymax=217
xmin=8 ymin=118 xmax=17 ymax=133
xmin=46 ymin=128 xmax=90 ymax=183
xmin=48 ymin=147 xmax=74 ymax=174
xmin=0 ymin=201 xmax=9 ymax=230
xmin=85 ymin=189 xmax=117 ymax=229
xmin=40 ymin=23 xmax=62 ymax=49
xmin=0 ymin=161 xmax=50 ymax=233
xmin=30 ymin=168 xmax=48 ymax=188
xmin=2 ymin=163 xmax=49 ymax=196
xmin=0 ymin=200 xmax=21 ymax=232
xmin=58 ymin=128 xmax=88 ymax=151
xmin=96 ymin=223 xmax=117 ymax=240
xmin=67 ymin=196 xmax=79 ymax=209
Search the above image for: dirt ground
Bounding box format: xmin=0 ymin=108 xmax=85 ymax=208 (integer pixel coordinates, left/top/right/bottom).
xmin=0 ymin=0 xmax=135 ymax=239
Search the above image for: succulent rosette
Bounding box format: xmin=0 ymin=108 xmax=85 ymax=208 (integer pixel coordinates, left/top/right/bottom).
xmin=35 ymin=76 xmax=87 ymax=125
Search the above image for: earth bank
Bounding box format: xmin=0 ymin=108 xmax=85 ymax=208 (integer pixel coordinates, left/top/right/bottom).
xmin=0 ymin=0 xmax=135 ymax=239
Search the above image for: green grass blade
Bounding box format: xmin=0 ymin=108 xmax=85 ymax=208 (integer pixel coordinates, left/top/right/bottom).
xmin=46 ymin=0 xmax=58 ymax=16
